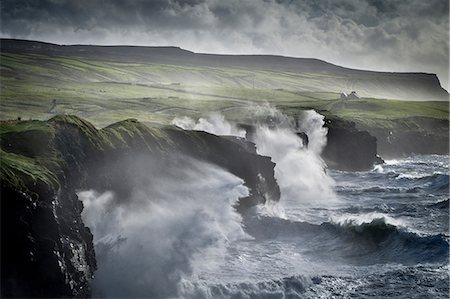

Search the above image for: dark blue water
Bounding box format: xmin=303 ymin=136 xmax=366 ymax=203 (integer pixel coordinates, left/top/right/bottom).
xmin=182 ymin=155 xmax=449 ymax=298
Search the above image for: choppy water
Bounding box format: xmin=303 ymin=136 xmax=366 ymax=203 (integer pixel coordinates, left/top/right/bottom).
xmin=181 ymin=155 xmax=449 ymax=298
xmin=81 ymin=111 xmax=449 ymax=298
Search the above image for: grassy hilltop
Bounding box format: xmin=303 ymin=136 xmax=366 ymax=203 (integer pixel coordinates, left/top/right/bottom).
xmin=0 ymin=39 xmax=448 ymax=131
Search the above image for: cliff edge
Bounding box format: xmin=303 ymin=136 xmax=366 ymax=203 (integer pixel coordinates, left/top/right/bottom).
xmin=0 ymin=116 xmax=280 ymax=297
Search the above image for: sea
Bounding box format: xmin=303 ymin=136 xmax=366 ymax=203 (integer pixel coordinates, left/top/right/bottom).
xmin=180 ymin=154 xmax=449 ymax=298
xmin=79 ymin=110 xmax=449 ymax=298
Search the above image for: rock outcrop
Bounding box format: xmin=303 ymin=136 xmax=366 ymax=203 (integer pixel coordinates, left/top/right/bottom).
xmin=323 ymin=117 xmax=383 ymax=171
xmin=0 ymin=116 xmax=280 ymax=297
xmin=358 ymin=117 xmax=449 ymax=158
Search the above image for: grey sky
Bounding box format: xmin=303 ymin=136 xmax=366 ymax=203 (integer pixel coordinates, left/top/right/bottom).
xmin=1 ymin=0 xmax=449 ymax=90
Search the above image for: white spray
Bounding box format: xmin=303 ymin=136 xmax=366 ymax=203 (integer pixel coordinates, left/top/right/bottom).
xmin=254 ymin=109 xmax=335 ymax=208
xmin=171 ymin=107 xmax=336 ymax=217
xmin=172 ymin=113 xmax=246 ymax=137
xmin=79 ymin=157 xmax=249 ymax=298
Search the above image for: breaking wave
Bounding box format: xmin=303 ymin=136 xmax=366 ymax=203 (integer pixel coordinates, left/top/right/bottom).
xmin=78 ymin=108 xmax=448 ymax=298
xmin=79 ymin=157 xmax=249 ymax=298
xmin=243 ymin=213 xmax=449 ymax=265
xmin=179 ymin=265 xmax=449 ymax=299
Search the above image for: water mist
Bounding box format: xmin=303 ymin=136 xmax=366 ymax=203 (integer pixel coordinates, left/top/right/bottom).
xmin=173 ymin=108 xmax=336 ymax=217
xmin=78 ymin=157 xmax=248 ymax=298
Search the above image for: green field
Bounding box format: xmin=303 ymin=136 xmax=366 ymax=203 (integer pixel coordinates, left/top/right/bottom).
xmin=0 ymin=52 xmax=448 ymax=129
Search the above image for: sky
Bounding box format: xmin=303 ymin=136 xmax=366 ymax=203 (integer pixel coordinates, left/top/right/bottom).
xmin=1 ymin=0 xmax=449 ymax=90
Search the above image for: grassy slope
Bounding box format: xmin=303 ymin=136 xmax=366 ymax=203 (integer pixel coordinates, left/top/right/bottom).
xmin=0 ymin=52 xmax=448 ymax=129
xmin=0 ymin=115 xmax=177 ymax=194
xmin=0 ymin=119 xmax=59 ymax=192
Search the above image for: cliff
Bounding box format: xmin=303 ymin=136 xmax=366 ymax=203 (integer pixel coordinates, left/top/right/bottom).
xmin=357 ymin=117 xmax=449 ymax=158
xmin=323 ymin=117 xmax=383 ymax=171
xmin=0 ymin=116 xmax=279 ymax=297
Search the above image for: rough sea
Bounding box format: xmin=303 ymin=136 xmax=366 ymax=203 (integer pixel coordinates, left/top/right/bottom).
xmin=181 ymin=154 xmax=449 ymax=298
xmin=80 ymin=111 xmax=449 ymax=298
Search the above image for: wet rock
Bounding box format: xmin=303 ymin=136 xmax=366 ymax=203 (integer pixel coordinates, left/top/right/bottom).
xmin=323 ymin=118 xmax=383 ymax=171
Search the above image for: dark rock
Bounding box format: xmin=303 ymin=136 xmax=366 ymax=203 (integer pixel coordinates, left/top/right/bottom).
xmin=296 ymin=132 xmax=309 ymax=148
xmin=360 ymin=117 xmax=449 ymax=158
xmin=323 ymin=118 xmax=382 ymax=171
xmin=1 ymin=182 xmax=95 ymax=298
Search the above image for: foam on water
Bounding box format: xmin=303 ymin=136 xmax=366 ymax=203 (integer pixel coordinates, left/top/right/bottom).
xmin=329 ymin=211 xmax=407 ymax=228
xmin=81 ymin=107 xmax=448 ymax=298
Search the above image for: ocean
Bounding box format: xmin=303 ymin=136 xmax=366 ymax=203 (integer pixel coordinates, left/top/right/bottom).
xmin=180 ymin=154 xmax=449 ymax=298
xmin=79 ymin=111 xmax=449 ymax=298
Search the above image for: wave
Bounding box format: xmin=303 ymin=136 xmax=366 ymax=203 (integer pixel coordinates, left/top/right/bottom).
xmin=336 ymin=173 xmax=449 ymax=195
xmin=180 ymin=275 xmax=313 ymax=299
xmin=326 ymin=217 xmax=448 ymax=263
xmin=395 ymin=173 xmax=449 ymax=194
xmin=361 ymin=186 xmax=403 ymax=193
xmin=428 ymin=199 xmax=449 ymax=210
xmin=396 ymin=172 xmax=448 ymax=182
xmin=180 ymin=265 xmax=449 ymax=299
xmin=417 ymin=173 xmax=449 ymax=193
xmin=243 ymin=214 xmax=449 ymax=265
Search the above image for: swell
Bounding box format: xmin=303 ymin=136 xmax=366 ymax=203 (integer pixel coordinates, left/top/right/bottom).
xmin=243 ymin=215 xmax=449 ymax=265
xmin=180 ymin=275 xmax=313 ymax=299
xmin=336 ymin=173 xmax=449 ymax=194
xmin=180 ymin=265 xmax=449 ymax=299
xmin=395 ymin=173 xmax=449 ymax=193
xmin=414 ymin=173 xmax=449 ymax=193
xmin=341 ymin=200 xmax=449 ymax=216
xmin=428 ymin=199 xmax=449 ymax=209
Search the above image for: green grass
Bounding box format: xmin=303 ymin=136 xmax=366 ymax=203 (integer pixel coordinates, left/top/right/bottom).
xmin=0 ymin=52 xmax=448 ymax=129
xmin=0 ymin=149 xmax=59 ymax=192
xmin=0 ymin=115 xmax=178 ymax=196
xmin=0 ymin=119 xmax=53 ymax=135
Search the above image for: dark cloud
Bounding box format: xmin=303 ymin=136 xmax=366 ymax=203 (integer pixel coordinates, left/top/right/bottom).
xmin=1 ymin=0 xmax=448 ymax=89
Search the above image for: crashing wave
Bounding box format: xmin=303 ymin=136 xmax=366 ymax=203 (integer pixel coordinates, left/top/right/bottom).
xmin=243 ymin=214 xmax=449 ymax=265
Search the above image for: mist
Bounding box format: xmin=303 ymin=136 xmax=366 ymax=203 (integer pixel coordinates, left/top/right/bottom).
xmin=78 ymin=156 xmax=248 ymax=298
xmin=79 ymin=108 xmax=337 ymax=296
xmin=173 ymin=107 xmax=336 ymax=219
xmin=253 ymin=110 xmax=335 ymax=209
xmin=172 ymin=114 xmax=245 ymax=137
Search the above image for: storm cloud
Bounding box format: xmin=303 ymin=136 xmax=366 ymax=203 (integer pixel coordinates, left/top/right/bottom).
xmin=1 ymin=0 xmax=448 ymax=89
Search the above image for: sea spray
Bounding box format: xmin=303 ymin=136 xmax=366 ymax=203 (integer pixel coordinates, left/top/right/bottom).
xmin=297 ymin=110 xmax=328 ymax=154
xmin=173 ymin=108 xmax=335 ymax=206
xmin=253 ymin=110 xmax=335 ymax=207
xmin=172 ymin=113 xmax=246 ymax=137
xmin=78 ymin=157 xmax=249 ymax=298
xmin=172 ymin=107 xmax=336 ymax=211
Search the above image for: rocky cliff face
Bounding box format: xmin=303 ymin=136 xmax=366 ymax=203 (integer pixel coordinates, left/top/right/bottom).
xmin=1 ymin=116 xmax=279 ymax=297
xmin=357 ymin=117 xmax=449 ymax=158
xmin=1 ymin=117 xmax=97 ymax=298
xmin=323 ymin=117 xmax=383 ymax=171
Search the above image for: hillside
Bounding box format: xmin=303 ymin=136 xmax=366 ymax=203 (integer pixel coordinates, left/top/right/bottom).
xmin=0 ymin=39 xmax=448 ymax=157
xmin=1 ymin=39 xmax=448 ymax=101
